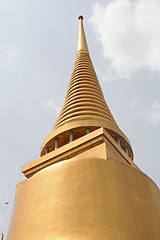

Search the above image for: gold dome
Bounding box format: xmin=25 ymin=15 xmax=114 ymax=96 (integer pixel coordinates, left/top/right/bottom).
xmin=41 ymin=16 xmax=133 ymax=159
xmin=8 ymin=157 xmax=160 ymax=240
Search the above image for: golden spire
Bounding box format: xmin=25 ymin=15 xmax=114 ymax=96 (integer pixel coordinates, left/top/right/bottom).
xmin=77 ymin=16 xmax=89 ymax=53
xmin=41 ymin=16 xmax=133 ymax=159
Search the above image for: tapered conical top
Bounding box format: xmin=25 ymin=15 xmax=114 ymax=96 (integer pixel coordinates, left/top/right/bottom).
xmin=41 ymin=16 xmax=133 ymax=159
xmin=77 ymin=16 xmax=89 ymax=53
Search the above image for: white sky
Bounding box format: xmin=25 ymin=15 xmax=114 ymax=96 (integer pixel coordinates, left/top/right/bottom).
xmin=0 ymin=0 xmax=160 ymax=237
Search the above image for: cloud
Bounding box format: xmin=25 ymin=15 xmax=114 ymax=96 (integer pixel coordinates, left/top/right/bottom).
xmin=44 ymin=100 xmax=62 ymax=113
xmin=28 ymin=74 xmax=37 ymax=79
xmin=131 ymin=100 xmax=138 ymax=110
xmin=3 ymin=48 xmax=20 ymax=63
xmin=90 ymin=0 xmax=160 ymax=77
xmin=146 ymin=101 xmax=160 ymax=126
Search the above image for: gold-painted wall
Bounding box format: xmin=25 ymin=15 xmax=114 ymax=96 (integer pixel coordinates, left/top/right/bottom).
xmin=8 ymin=157 xmax=160 ymax=240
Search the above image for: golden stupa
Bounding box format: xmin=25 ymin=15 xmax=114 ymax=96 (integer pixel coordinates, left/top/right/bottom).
xmin=8 ymin=16 xmax=160 ymax=240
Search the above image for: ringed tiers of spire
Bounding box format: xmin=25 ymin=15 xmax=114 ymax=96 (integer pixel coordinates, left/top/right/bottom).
xmin=41 ymin=16 xmax=133 ymax=159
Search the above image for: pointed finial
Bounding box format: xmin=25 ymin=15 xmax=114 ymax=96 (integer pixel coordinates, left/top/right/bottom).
xmin=78 ymin=15 xmax=83 ymax=20
xmin=77 ymin=15 xmax=89 ymax=53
